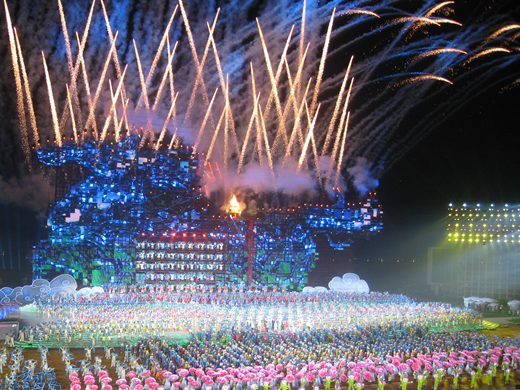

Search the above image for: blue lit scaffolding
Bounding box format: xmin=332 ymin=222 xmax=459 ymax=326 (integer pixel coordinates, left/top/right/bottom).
xmin=29 ymin=136 xmax=383 ymax=289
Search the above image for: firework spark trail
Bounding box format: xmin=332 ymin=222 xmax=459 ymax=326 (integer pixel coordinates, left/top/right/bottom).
xmin=168 ymin=127 xmax=180 ymax=150
xmin=410 ymin=48 xmax=467 ymax=63
xmin=387 ymin=15 xmax=444 ymax=44
xmin=207 ymin=162 xmax=216 ymax=182
xmin=155 ymin=92 xmax=179 ymax=150
xmin=204 ymin=170 xmax=215 ymax=183
xmin=4 ymin=1 xmax=30 ymax=162
xmin=151 ymin=38 xmax=179 ymax=145
xmin=238 ymin=92 xmax=261 ymax=174
xmin=138 ymin=121 xmax=155 ymax=149
xmin=291 ymin=41 xmax=310 ymax=117
xmin=296 ymin=0 xmax=306 ymax=101
xmin=346 ymin=71 xmax=454 ymax=91
xmin=297 ymin=103 xmax=320 ymax=172
xmin=223 ymin=76 xmax=230 ymax=170
xmin=304 ymin=101 xmax=323 ymax=186
xmin=257 ymin=24 xmax=295 ymax=146
xmin=163 ymin=38 xmax=178 ymax=148
xmin=193 ymin=88 xmax=219 ymax=155
xmin=466 ymin=48 xmax=512 ymax=64
xmin=57 ymin=0 xmax=81 ymax=136
xmin=397 ymin=16 xmax=441 ymax=28
xmin=99 ymin=0 xmax=126 ymax=94
xmin=66 ymin=85 xmax=78 ymax=144
xmin=42 ymin=53 xmax=62 ymax=147
xmin=133 ymin=40 xmax=150 ymax=111
xmin=309 ymin=8 xmax=335 ymax=120
xmin=392 ymin=74 xmax=454 ymax=87
xmin=116 ymin=98 xmax=130 ymax=143
xmin=83 ymin=31 xmax=119 ymax=140
xmin=425 ymin=1 xmax=455 ymax=17
xmin=14 ymin=28 xmax=38 ymax=148
xmin=207 ymin=21 xmax=240 ymax=158
xmin=249 ymin=64 xmax=264 ymax=167
xmin=108 ymin=80 xmax=120 ymax=139
xmin=138 ymin=125 xmax=150 ymax=149
xmin=285 ymin=78 xmax=312 ymax=163
xmin=56 ymin=0 xmax=73 ymax=84
xmin=430 ymin=18 xmax=462 ymax=27
xmin=511 ymin=31 xmax=520 ymax=41
xmin=281 ymin=51 xmax=309 ymax=158
xmin=136 ymin=5 xmax=178 ymax=111
xmin=99 ymin=0 xmax=131 ymax=138
xmin=327 ymin=78 xmax=354 ymax=185
xmin=215 ymin=161 xmax=223 ymax=182
xmin=271 ymin=30 xmax=308 ymax=155
xmin=152 ymin=40 xmax=178 ymax=113
xmin=338 ymin=9 xmax=380 ymax=18
xmin=257 ymin=106 xmax=275 ymax=180
xmin=100 ymin=66 xmax=127 ymax=142
xmin=179 ymin=0 xmax=216 ymax=129
xmin=206 ymin=100 xmax=227 ymax=162
xmin=321 ymin=56 xmax=353 ymax=157
xmin=58 ymin=0 xmax=96 ymax=136
xmin=256 ymin=20 xmax=293 ymax=151
xmin=501 ymin=77 xmax=520 ymax=91
xmin=167 ymin=37 xmax=177 ymax=110
xmin=75 ymin=32 xmax=93 ymax=142
xmin=285 ymin=42 xmax=310 ymax=117
xmin=214 ymin=162 xmax=223 ymax=181
xmin=334 ymin=112 xmax=350 ymax=189
xmin=237 ymin=64 xmax=260 ymax=173
xmin=279 ymin=59 xmax=298 ymax=145
xmin=287 ymin=45 xmax=311 ymax=153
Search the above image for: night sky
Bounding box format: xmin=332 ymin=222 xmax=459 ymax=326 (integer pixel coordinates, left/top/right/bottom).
xmin=1 ymin=0 xmax=519 ymax=293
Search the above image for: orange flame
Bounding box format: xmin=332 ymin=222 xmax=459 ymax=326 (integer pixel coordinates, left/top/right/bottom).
xmin=229 ymin=195 xmax=240 ymax=214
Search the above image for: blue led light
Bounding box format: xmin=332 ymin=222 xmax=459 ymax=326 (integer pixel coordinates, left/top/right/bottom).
xmin=31 ymin=137 xmax=382 ymax=289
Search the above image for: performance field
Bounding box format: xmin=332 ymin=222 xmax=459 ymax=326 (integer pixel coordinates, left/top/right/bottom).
xmin=1 ymin=287 xmax=520 ymax=390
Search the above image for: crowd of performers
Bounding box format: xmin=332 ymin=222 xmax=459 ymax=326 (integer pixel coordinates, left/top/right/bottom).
xmin=14 ymin=290 xmax=484 ymax=346
xmin=1 ymin=288 xmax=520 ymax=389
xmin=0 ymin=347 xmax=59 ymax=389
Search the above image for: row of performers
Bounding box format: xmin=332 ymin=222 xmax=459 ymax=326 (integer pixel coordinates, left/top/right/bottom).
xmin=136 ymin=241 xmax=226 ymax=251
xmin=137 ymin=252 xmax=225 ymax=261
xmin=135 ymin=261 xmax=225 ymax=271
xmin=137 ymin=272 xmax=220 ymax=282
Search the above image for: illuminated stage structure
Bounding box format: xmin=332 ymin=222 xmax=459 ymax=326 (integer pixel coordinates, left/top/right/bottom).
xmin=29 ymin=136 xmax=383 ymax=289
xmin=428 ymin=203 xmax=520 ymax=300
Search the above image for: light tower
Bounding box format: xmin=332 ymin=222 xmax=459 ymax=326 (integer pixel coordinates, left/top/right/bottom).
xmin=227 ymin=194 xmax=255 ymax=287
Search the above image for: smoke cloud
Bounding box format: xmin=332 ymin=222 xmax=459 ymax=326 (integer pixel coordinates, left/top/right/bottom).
xmin=348 ymin=157 xmax=379 ymax=195
xmin=0 ymin=173 xmax=54 ymax=219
